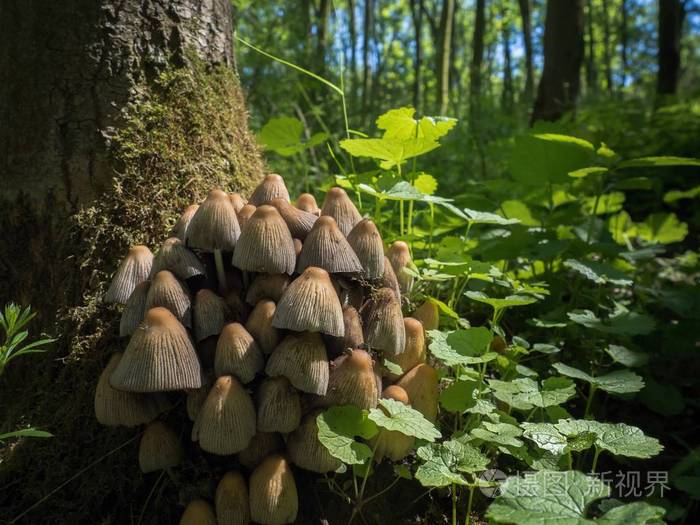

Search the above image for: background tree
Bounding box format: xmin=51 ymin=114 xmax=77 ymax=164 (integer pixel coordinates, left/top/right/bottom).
xmin=657 ymin=0 xmax=687 ymax=96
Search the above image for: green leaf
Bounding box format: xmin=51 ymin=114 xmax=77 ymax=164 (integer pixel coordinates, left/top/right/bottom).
xmin=597 ymin=502 xmax=666 ymax=524
xmin=440 ymin=379 xmax=478 ymax=413
xmin=499 ymin=200 xmax=539 ymax=226
xmin=376 ymin=107 xmax=457 ymax=141
xmin=563 ymin=259 xmax=633 ymax=286
xmin=472 ymin=421 xmax=524 ymax=448
xmin=428 ymin=329 xmax=498 ymax=367
xmin=488 ymin=377 xmax=576 ymax=411
xmin=638 ymin=213 xmax=688 ymax=244
xmin=567 ymin=304 xmax=655 ymax=336
xmin=368 ymin=398 xmax=441 ymax=441
xmin=555 ymin=420 xmax=663 ymax=458
xmin=618 ymin=156 xmax=700 ymax=169
xmin=664 ymin=185 xmax=700 ymax=203
xmin=463 ymin=208 xmax=520 ymax=225
xmin=521 ymin=423 xmax=569 ymax=455
xmin=569 ymin=166 xmax=609 ymax=179
xmin=414 ymin=173 xmax=438 ymax=195
xmin=552 ymin=363 xmax=645 ymax=394
xmin=415 ymin=440 xmax=488 ymax=488
xmin=340 ymin=137 xmax=440 ymax=169
xmin=316 ymin=406 xmax=377 ymax=465
xmin=465 ymin=291 xmax=538 ymax=311
xmin=383 ymin=358 xmax=403 ymax=376
xmin=604 ymin=345 xmax=648 ymax=368
xmin=583 ymin=192 xmax=626 ymax=215
xmin=258 ymin=117 xmax=328 ymax=156
xmin=0 ymin=428 xmax=53 ymax=441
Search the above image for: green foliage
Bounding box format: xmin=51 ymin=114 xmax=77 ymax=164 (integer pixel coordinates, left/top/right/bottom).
xmin=0 ymin=303 xmax=54 ymax=376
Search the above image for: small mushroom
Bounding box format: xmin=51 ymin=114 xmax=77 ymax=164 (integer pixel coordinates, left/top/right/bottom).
xmin=320 ymin=349 xmax=379 ymax=409
xmin=380 ymin=255 xmax=402 ymax=301
xmin=215 ymin=471 xmax=251 ymax=525
xmin=296 ymin=193 xmax=320 ymax=216
xmin=145 ymin=270 xmax=192 ymax=327
xmin=347 ymin=219 xmax=384 ymax=279
xmin=232 ymin=205 xmax=296 ymax=274
xmin=119 ymin=281 xmax=149 ymax=337
xmin=292 ymin=238 xmax=303 ymax=257
xmin=237 ymin=204 xmax=257 ymax=228
xmin=238 ymin=432 xmax=285 ymax=470
xmin=287 ymin=410 xmax=342 ymax=473
xmin=139 ymin=421 xmax=183 ymax=473
xmin=193 ymin=289 xmax=229 ymax=342
xmin=296 ymin=216 xmax=362 ymax=274
xmin=320 ymin=187 xmax=362 ymax=236
xmin=387 ymin=241 xmax=414 ymax=294
xmin=245 ymin=274 xmax=291 ymax=305
xmin=369 ymin=386 xmax=415 ymax=462
xmin=360 ymin=287 xmax=406 ymax=356
xmin=256 ymin=377 xmax=302 ymax=433
xmin=104 ymin=245 xmax=153 ymax=304
xmin=215 ymin=322 xmax=264 ymax=383
xmin=270 ymin=197 xmax=318 ymax=240
xmin=249 ymin=455 xmax=298 ymax=525
xmin=248 ymin=174 xmax=291 ymax=206
xmin=179 ymin=499 xmax=217 ymax=525
xmin=170 ymin=204 xmax=199 ymax=242
xmin=150 ymin=237 xmax=205 ymax=280
xmin=265 ymin=332 xmax=329 ymax=395
xmin=246 ymin=300 xmax=281 ymax=354
xmin=413 ymin=299 xmax=439 ymax=331
xmin=386 ymin=317 xmax=426 ymax=381
xmin=396 ymin=363 xmax=439 ymax=423
xmin=229 ymin=192 xmax=248 ymax=213
xmin=186 ymin=373 xmax=214 ymax=422
xmin=325 ymin=305 xmax=364 ymax=358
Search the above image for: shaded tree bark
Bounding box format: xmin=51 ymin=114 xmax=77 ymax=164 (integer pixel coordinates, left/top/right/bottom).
xmin=620 ymin=0 xmax=629 ymax=87
xmin=601 ymin=0 xmax=613 ymax=92
xmin=410 ymin=0 xmax=425 ymax=113
xmin=517 ymin=0 xmax=535 ymax=100
xmin=501 ymin=3 xmax=514 ymax=111
xmin=532 ymin=0 xmax=585 ymax=123
xmin=657 ymin=0 xmax=686 ymax=96
xmin=469 ymin=0 xmax=487 ymax=107
xmin=585 ymin=0 xmax=598 ymax=91
xmin=361 ymin=0 xmax=374 ymax=121
xmin=348 ymin=0 xmax=358 ymax=104
xmin=437 ymin=0 xmax=456 ymax=114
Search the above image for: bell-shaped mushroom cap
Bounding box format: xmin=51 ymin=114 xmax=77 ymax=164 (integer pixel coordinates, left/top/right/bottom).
xmin=272 ymin=267 xmax=344 ymax=337
xmin=193 ymin=289 xmax=229 ymax=342
xmin=193 ymin=375 xmax=256 ymax=455
xmin=246 ymin=300 xmax=281 ymax=354
xmin=110 ymin=307 xmax=201 ymax=392
xmin=396 ymin=363 xmax=439 ymax=423
xmin=105 ymin=245 xmax=154 ymax=304
xmin=325 ymin=306 xmax=364 ymax=358
xmin=95 ymin=353 xmax=169 ymax=426
xmin=171 ymin=204 xmax=200 ymax=242
xmin=380 ymin=256 xmax=402 ymax=301
xmin=320 ymin=349 xmax=379 ymax=409
xmin=186 ymin=189 xmax=240 ymax=251
xmin=387 ymin=241 xmax=414 ymax=294
xmin=413 ymin=300 xmax=439 ymax=331
xmin=150 ymin=237 xmax=206 ymax=280
xmin=232 ymin=205 xmax=296 ymax=274
xmin=216 ymin=471 xmax=251 ymax=525
xmin=179 ymin=499 xmax=217 ymax=525
xmin=296 ymin=216 xmax=363 ymax=274
xmin=265 ymin=332 xmax=329 ymax=395
xmin=256 ymin=377 xmax=302 ymax=433
xmin=249 ymin=455 xmax=298 ymax=525
xmin=215 ymin=323 xmax=264 ymax=384
xmin=139 ymin=421 xmax=183 ymax=473
xmin=237 ymin=204 xmax=257 ymax=229
xmin=320 ymin=187 xmax=362 ymax=236
xmin=145 ymin=270 xmax=192 ymax=327
xmin=270 ymin=197 xmax=318 ymax=240
xmin=347 ymin=219 xmax=384 ymax=279
xmin=119 ymin=281 xmax=149 ymax=337
xmin=186 ymin=373 xmax=214 ymax=422
xmin=238 ymin=432 xmax=285 ymax=469
xmin=249 ymin=174 xmax=291 ymax=206
xmin=287 ymin=410 xmax=342 ymax=473
xmin=360 ymin=288 xmax=406 ymax=356
xmin=229 ymin=192 xmax=247 ymax=213
xmin=370 ymin=386 xmax=415 ymax=462
xmin=245 ymin=274 xmax=291 ymax=305
xmin=296 ymin=193 xmax=320 ymax=215
xmin=386 ymin=317 xmax=426 ymax=380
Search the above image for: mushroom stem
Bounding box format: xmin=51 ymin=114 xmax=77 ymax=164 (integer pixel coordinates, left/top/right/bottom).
xmin=214 ymin=249 xmax=227 ymax=294
xmin=242 ymin=270 xmax=250 ymax=290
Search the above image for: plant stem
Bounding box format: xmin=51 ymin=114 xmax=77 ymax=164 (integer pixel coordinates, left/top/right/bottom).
xmin=590 ymin=445 xmax=602 ymax=473
xmin=465 ymin=485 xmax=475 ymax=525
xmin=400 ymin=201 xmax=405 ymax=236
xmin=214 ymin=249 xmax=227 ymax=295
xmin=451 ymin=484 xmax=458 ymax=525
xmin=584 ymin=384 xmax=597 ymax=420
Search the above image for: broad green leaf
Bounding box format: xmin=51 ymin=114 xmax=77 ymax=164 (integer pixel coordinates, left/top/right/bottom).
xmin=583 ymin=192 xmax=626 ymax=215
xmin=383 ymin=358 xmax=403 ymax=376
xmin=567 ymin=304 xmax=655 ymax=336
xmin=521 ymin=423 xmax=569 ymax=455
xmin=465 ymin=291 xmax=538 ymax=310
xmin=415 ymin=440 xmax=488 ymax=487
xmin=488 ymin=377 xmax=576 ymax=411
xmin=500 ymin=200 xmax=539 ymax=226
xmin=563 ymin=259 xmax=633 ymax=286
xmin=376 ymin=107 xmax=456 ymax=141
xmin=258 ymin=117 xmax=328 ymax=156
xmin=414 ymin=173 xmax=438 ymax=195
xmin=597 ymin=502 xmax=666 ymax=524
xmin=340 ymin=137 xmax=440 ymax=169
xmin=555 ymin=420 xmax=663 ymax=458
xmin=618 ymin=156 xmax=700 ymax=169
xmin=664 ymin=185 xmax=700 ymax=203
xmin=569 ymin=166 xmax=609 ymax=179
xmin=607 ymin=211 xmax=638 ymax=245
xmin=428 ymin=329 xmax=498 ymax=367
xmin=604 ymin=344 xmax=648 ymax=368
xmin=368 ymin=398 xmax=441 ymax=441
xmin=316 ymin=406 xmax=377 ymax=465
xmin=639 ymin=378 xmax=685 ymax=417
xmin=472 ymin=421 xmax=524 ymax=448
xmin=0 ymin=428 xmax=53 ymax=441
xmin=440 ymin=379 xmax=478 ymax=413
xmin=552 ymin=363 xmax=645 ymax=394
xmin=463 ymin=208 xmax=520 ymax=225
xmin=638 ymin=212 xmax=688 ymax=244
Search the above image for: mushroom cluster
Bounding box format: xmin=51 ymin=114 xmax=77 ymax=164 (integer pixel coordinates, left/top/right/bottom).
xmin=96 ymin=175 xmax=440 ymax=524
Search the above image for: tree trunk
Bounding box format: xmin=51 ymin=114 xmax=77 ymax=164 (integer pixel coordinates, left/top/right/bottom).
xmin=601 ymin=0 xmax=613 ymax=92
xmin=517 ymin=0 xmax=535 ymax=101
xmin=585 ymin=0 xmax=597 ymax=91
xmin=531 ymin=0 xmax=585 ymax=123
xmin=501 ymin=3 xmax=514 ymax=111
xmin=410 ymin=0 xmax=425 ymax=113
xmin=361 ymin=0 xmax=374 ymax=122
xmin=315 ymin=0 xmax=332 ymax=79
xmin=437 ymin=0 xmax=456 ymax=115
xmin=469 ymin=0 xmax=487 ymax=107
xmin=348 ymin=0 xmax=358 ymax=106
xmin=620 ymin=0 xmax=629 ymax=87
xmin=657 ymin=0 xmax=685 ymax=96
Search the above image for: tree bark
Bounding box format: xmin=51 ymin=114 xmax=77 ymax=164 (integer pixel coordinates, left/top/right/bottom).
xmin=657 ymin=0 xmax=686 ymax=96
xmin=361 ymin=0 xmax=374 ymax=122
xmin=501 ymin=3 xmax=514 ymax=111
xmin=410 ymin=0 xmax=425 ymax=113
xmin=469 ymin=0 xmax=487 ymax=107
xmin=517 ymin=0 xmax=535 ymax=101
xmin=601 ymin=0 xmax=613 ymax=92
xmin=348 ymin=0 xmax=358 ymax=105
xmin=531 ymin=0 xmax=585 ymax=123
xmin=620 ymin=0 xmax=629 ymax=87
xmin=437 ymin=0 xmax=456 ymax=115
xmin=585 ymin=0 xmax=597 ymax=91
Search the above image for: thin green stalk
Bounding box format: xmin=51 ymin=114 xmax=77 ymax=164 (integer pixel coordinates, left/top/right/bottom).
xmin=451 ymin=484 xmax=458 ymax=525
xmin=429 ymin=203 xmax=436 ymax=257
xmin=590 ymin=445 xmax=602 ymax=473
xmin=584 ymin=384 xmax=597 ymax=420
xmin=465 ymin=485 xmax=475 ymax=525
xmin=400 ymin=201 xmax=405 ymax=236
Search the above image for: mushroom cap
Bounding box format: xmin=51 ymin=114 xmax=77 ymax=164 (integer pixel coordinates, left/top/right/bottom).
xmin=229 ymin=192 xmax=247 ymax=213
xmin=370 ymin=385 xmax=415 ymax=462
xmin=179 ymin=499 xmax=217 ymax=525
xmin=186 ymin=189 xmax=241 ymax=251
xmin=215 ymin=471 xmax=251 ymax=525
xmin=186 ymin=374 xmax=214 ymax=422
xmin=150 ymin=237 xmax=206 ymax=280
xmin=215 ymin=322 xmax=265 ymax=384
xmin=325 ymin=305 xmax=364 ymax=358
xmin=139 ymin=421 xmax=183 ymax=473
xmin=293 ymin=238 xmax=303 ymax=257
xmin=238 ymin=432 xmax=285 ymax=470
xmin=296 ymin=216 xmax=363 ymax=274
xmin=380 ymin=256 xmax=402 ymax=301
xmin=270 ymin=197 xmax=318 ymax=240
xmin=287 ymin=411 xmax=342 ymax=473
xmin=320 ymin=349 xmax=379 ymax=409
xmin=320 ymin=187 xmax=362 ymax=236
xmin=110 ymin=307 xmax=201 ymax=392
xmin=170 ymin=204 xmax=200 ymax=242
xmin=347 ymin=219 xmax=384 ymax=279
xmin=256 ymin=377 xmax=302 ymax=433
xmin=193 ymin=289 xmax=229 ymax=342
xmin=248 ymin=174 xmax=291 ymax=206
xmin=145 ymin=270 xmax=192 ymax=327
xmin=296 ymin=193 xmax=320 ymax=215
xmin=387 ymin=240 xmax=414 ymax=293
xmin=245 ymin=299 xmax=281 ymax=354
xmin=249 ymin=455 xmax=298 ymax=525
xmin=245 ymin=274 xmax=291 ymax=305
xmin=395 ymin=363 xmax=439 ymax=423
xmin=360 ymin=287 xmax=406 ymax=356
xmin=272 ymin=267 xmax=344 ymax=337
xmin=119 ymin=281 xmax=149 ymax=337
xmin=383 ymin=385 xmax=411 ymax=404
xmin=232 ymin=205 xmax=296 ymax=274
xmin=413 ymin=300 xmax=439 ymax=331
xmin=193 ymin=375 xmax=257 ymax=455
xmin=265 ymin=332 xmax=329 ymax=395
xmin=237 ymin=203 xmax=257 ymax=229
xmin=105 ymin=245 xmax=153 ymax=304
xmin=386 ymin=317 xmax=426 ymax=380
xmin=95 ymin=353 xmax=169 ymax=427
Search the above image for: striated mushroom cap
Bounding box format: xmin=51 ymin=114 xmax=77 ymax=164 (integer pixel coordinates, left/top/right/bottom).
xmin=249 ymin=174 xmax=290 ymax=206
xmin=215 ymin=323 xmax=264 ymax=384
xmin=95 ymin=353 xmax=168 ymax=427
xmin=193 ymin=289 xmax=229 ymax=342
xmin=325 ymin=305 xmax=364 ymax=358
xmin=347 ymin=219 xmax=384 ymax=279
xmin=256 ymin=377 xmax=302 ymax=433
xmin=270 ymin=197 xmax=318 ymax=240
xmin=293 ymin=238 xmax=303 ymax=257
xmin=150 ymin=237 xmax=205 ymax=281
xmin=249 ymin=455 xmax=298 ymax=525
xmin=296 ymin=193 xmax=320 ymax=216
xmin=386 ymin=317 xmax=426 ymax=380
xmin=193 ymin=375 xmax=256 ymax=455
xmin=171 ymin=204 xmax=199 ymax=242
xmin=272 ymin=267 xmax=344 ymax=337
xmin=238 ymin=432 xmax=285 ymax=470
xmin=296 ymin=216 xmax=362 ymax=274
xmin=215 ymin=471 xmax=251 ymax=525
xmin=287 ymin=410 xmax=342 ymax=473
xmin=413 ymin=300 xmax=439 ymax=331
xmin=119 ymin=281 xmax=149 ymax=337
xmin=232 ymin=205 xmax=296 ymax=274
xmin=265 ymin=332 xmax=329 ymax=395
xmin=396 ymin=363 xmax=439 ymax=423
xmin=320 ymin=187 xmax=362 ymax=236
xmin=245 ymin=274 xmax=291 ymax=305
xmin=139 ymin=421 xmax=183 ymax=473
xmin=186 ymin=189 xmax=240 ymax=251
xmin=320 ymin=349 xmax=379 ymax=409
xmin=105 ymin=245 xmax=153 ymax=304
xmin=110 ymin=307 xmax=201 ymax=392
xmin=246 ymin=300 xmax=281 ymax=354
xmin=179 ymin=499 xmax=217 ymax=525
xmin=370 ymin=386 xmax=415 ymax=462
xmin=380 ymin=256 xmax=402 ymax=301
xmin=360 ymin=288 xmax=406 ymax=356
xmin=229 ymin=192 xmax=247 ymax=213
xmin=145 ymin=270 xmax=192 ymax=327
xmin=237 ymin=204 xmax=257 ymax=229
xmin=387 ymin=241 xmax=414 ymax=293
xmin=186 ymin=373 xmax=214 ymax=422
